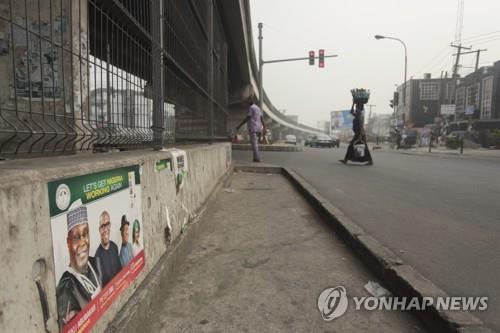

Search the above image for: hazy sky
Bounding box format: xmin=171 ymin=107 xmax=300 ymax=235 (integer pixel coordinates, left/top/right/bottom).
xmin=250 ymin=0 xmax=500 ymax=128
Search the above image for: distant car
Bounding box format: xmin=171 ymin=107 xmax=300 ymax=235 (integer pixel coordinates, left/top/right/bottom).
xmin=446 ymin=130 xmax=466 ymax=140
xmin=400 ymin=129 xmax=417 ymax=148
xmin=330 ymin=135 xmax=340 ymax=148
xmin=311 ymin=134 xmax=335 ymax=148
xmin=304 ymin=136 xmax=314 ymax=146
xmin=285 ymin=134 xmax=297 ymax=145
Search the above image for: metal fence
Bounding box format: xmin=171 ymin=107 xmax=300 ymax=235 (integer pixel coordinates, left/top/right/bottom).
xmin=0 ymin=0 xmax=228 ymax=156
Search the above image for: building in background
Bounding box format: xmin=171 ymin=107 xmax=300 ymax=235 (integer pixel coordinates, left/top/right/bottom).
xmin=394 ymin=60 xmax=500 ymax=130
xmin=367 ymin=114 xmax=392 ymax=138
xmin=90 ymin=88 xmax=153 ymax=128
xmin=316 ymin=120 xmax=330 ymax=134
xmin=395 ymin=73 xmax=454 ymax=128
xmin=455 ymin=60 xmax=500 ymax=122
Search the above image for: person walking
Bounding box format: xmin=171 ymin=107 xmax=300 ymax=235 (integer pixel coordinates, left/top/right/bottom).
xmin=236 ymin=95 xmax=266 ymax=162
xmin=340 ymin=102 xmax=373 ymax=165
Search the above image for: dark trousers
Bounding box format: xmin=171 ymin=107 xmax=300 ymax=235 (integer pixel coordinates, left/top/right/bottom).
xmin=344 ymin=134 xmax=373 ymax=162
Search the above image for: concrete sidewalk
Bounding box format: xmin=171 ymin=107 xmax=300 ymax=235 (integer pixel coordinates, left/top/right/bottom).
xmin=139 ymin=171 xmax=424 ymax=333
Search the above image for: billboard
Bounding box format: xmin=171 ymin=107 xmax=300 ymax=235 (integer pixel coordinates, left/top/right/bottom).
xmin=48 ymin=165 xmax=145 ymax=333
xmin=330 ymin=110 xmax=353 ymax=130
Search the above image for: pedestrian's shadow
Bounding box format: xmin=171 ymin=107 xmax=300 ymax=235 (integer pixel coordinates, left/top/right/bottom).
xmin=338 ymin=162 xmax=373 ymax=167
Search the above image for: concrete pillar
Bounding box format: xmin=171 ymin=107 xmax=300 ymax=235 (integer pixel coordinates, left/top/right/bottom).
xmin=0 ymin=0 xmax=89 ymax=154
xmin=70 ymin=0 xmax=90 ymax=150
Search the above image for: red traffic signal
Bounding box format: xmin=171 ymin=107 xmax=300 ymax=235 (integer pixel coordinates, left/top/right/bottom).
xmin=319 ymin=49 xmax=325 ymax=68
xmin=309 ymin=51 xmax=315 ymax=65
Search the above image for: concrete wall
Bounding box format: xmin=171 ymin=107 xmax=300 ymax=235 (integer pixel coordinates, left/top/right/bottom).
xmin=0 ymin=143 xmax=231 ymax=332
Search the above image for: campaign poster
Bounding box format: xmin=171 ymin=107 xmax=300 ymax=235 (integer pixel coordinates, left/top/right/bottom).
xmin=48 ymin=165 xmax=145 ymax=333
xmin=330 ymin=110 xmax=353 ymax=130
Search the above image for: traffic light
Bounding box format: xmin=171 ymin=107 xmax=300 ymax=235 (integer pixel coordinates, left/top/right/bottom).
xmin=309 ymin=51 xmax=315 ymax=65
xmin=319 ymin=49 xmax=325 ymax=68
xmin=390 ymin=99 xmax=394 ymax=108
xmin=393 ymin=92 xmax=399 ymax=106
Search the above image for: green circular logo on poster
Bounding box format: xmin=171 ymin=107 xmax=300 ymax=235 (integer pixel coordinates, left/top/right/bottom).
xmin=55 ymin=184 xmax=71 ymax=211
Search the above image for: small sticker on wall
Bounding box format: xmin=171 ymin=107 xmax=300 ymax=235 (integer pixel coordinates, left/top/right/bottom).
xmin=154 ymin=158 xmax=172 ymax=173
xmin=166 ymin=149 xmax=188 ymax=192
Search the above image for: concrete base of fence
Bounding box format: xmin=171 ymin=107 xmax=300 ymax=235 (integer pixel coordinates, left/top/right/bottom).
xmin=0 ymin=143 xmax=232 ymax=333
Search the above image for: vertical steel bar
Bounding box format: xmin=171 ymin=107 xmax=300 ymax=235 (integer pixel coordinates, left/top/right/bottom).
xmin=106 ymin=43 xmax=111 ymax=129
xmin=99 ymin=6 xmax=104 ymax=132
xmin=29 ymin=0 xmax=47 ymax=153
xmin=15 ymin=0 xmax=35 ymax=153
xmin=54 ymin=0 xmax=69 ymax=151
xmin=120 ymin=22 xmax=123 ymax=133
xmin=77 ymin=0 xmax=88 ymax=150
xmin=207 ymin=0 xmax=214 ymax=139
xmin=85 ymin=0 xmax=96 ymax=150
xmin=151 ymin=0 xmax=164 ymax=147
xmin=42 ymin=0 xmax=59 ymax=152
xmin=67 ymin=0 xmax=79 ymax=151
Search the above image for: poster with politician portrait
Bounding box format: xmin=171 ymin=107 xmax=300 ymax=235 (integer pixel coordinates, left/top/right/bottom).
xmin=48 ymin=165 xmax=145 ymax=333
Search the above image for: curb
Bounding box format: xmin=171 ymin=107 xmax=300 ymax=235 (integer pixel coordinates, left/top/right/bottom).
xmin=380 ymin=148 xmax=500 ymax=161
xmin=233 ymin=164 xmax=282 ymax=174
xmin=231 ymin=143 xmax=303 ymax=152
xmin=236 ymin=164 xmax=492 ymax=333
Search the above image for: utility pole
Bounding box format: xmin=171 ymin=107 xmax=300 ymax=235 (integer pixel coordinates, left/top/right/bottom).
xmin=452 ymin=48 xmax=487 ymax=72
xmin=475 ymin=49 xmax=483 ymax=71
xmin=451 ymin=47 xmax=487 ymax=125
xmin=454 ymin=0 xmax=464 ymax=44
xmin=374 ymin=35 xmax=407 ymax=125
xmin=450 ymin=43 xmax=471 ymax=108
xmin=258 ymin=23 xmax=263 ymax=109
xmin=451 ymin=47 xmax=487 ymax=117
xmin=451 ymin=43 xmax=471 ymax=80
xmin=472 ymin=49 xmax=486 ymax=72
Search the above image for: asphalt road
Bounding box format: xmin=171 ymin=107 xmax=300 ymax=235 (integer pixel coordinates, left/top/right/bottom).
xmin=234 ymin=146 xmax=500 ymax=330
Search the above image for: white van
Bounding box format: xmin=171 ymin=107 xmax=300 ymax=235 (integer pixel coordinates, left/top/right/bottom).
xmin=285 ymin=134 xmax=297 ymax=145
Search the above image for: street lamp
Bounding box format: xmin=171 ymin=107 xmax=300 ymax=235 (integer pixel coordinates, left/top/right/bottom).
xmin=374 ymin=34 xmax=408 ymax=123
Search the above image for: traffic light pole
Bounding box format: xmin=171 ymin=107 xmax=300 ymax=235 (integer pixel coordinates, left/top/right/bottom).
xmin=258 ymin=22 xmax=338 ymax=109
xmin=263 ymin=55 xmax=338 ymax=65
